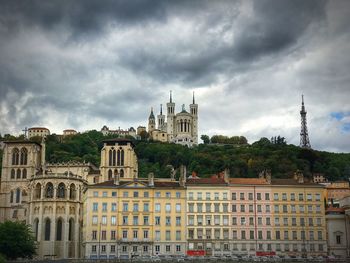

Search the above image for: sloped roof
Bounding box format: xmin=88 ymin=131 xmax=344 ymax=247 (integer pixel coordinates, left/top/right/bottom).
xmin=230 ymin=178 xmax=268 ymax=185
xmin=271 ymin=178 xmax=322 ymax=186
xmin=187 ymin=177 xmax=227 ymax=185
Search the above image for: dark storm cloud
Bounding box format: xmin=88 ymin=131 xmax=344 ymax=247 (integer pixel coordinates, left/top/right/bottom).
xmin=116 ymin=0 xmax=328 ymax=86
xmin=0 ymin=0 xmax=350 ymax=152
xmin=0 ymin=0 xmax=168 ymax=36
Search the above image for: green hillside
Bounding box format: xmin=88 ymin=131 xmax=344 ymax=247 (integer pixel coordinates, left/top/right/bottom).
xmin=1 ymin=131 xmax=350 ymax=181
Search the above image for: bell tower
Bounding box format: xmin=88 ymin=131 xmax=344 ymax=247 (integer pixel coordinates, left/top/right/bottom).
xmin=190 ymin=91 xmax=198 ymax=144
xmin=166 ymin=91 xmax=175 ymax=141
xmin=148 ymin=107 xmax=156 ymax=133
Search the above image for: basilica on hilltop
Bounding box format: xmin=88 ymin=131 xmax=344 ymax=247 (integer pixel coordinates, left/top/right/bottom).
xmin=148 ymin=91 xmax=198 ymax=147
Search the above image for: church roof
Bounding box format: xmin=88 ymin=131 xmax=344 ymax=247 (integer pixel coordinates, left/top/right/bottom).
xmin=102 ymin=138 xmax=135 ymax=147
xmin=149 ymin=108 xmax=155 ymax=119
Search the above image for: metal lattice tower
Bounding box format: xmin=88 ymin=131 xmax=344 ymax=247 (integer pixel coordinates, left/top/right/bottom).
xmin=300 ymin=95 xmax=311 ymax=148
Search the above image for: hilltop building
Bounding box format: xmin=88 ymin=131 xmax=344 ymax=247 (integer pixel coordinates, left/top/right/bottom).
xmin=148 ymin=91 xmax=198 ymax=147
xmin=63 ymin=129 xmax=78 ymax=136
xmin=27 ymin=127 xmax=50 ymax=139
xmin=101 ymin=126 xmax=138 ymax=139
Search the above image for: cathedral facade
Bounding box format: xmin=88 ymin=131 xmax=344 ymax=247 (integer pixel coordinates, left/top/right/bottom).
xmin=148 ymin=92 xmax=198 ymax=147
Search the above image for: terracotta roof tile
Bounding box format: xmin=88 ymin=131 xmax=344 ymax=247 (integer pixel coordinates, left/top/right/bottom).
xmin=271 ymin=179 xmax=321 ymax=186
xmin=229 ymin=178 xmax=268 ymax=185
xmin=187 ymin=177 xmax=227 ymax=185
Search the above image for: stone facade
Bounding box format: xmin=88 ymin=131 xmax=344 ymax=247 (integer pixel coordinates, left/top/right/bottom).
xmin=148 ymin=92 xmax=198 ymax=147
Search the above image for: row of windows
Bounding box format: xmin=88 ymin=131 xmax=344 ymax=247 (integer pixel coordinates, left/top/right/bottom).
xmin=188 ymin=229 xmax=324 ymax=240
xmin=91 ymin=229 xmax=183 ymax=241
xmin=91 ymin=191 xmax=321 ymax=201
xmin=188 ymin=215 xmax=228 ymax=226
xmin=188 ymin=203 xmax=229 ymax=213
xmin=92 ymin=215 xmax=183 ymax=227
xmin=188 ymin=192 xmax=228 ymax=200
xmin=274 ymin=204 xmax=321 ymax=213
xmin=34 ymin=182 xmax=78 ymax=200
xmin=91 ymin=244 xmax=182 ymax=254
xmin=11 ymin=147 xmax=28 ymax=165
xmin=33 ymin=218 xmax=75 ymax=241
xmin=189 ymin=242 xmax=324 ymax=252
xmin=108 ymin=148 xmax=125 ymax=167
xmin=92 ymin=202 xmax=182 ymax=213
xmin=10 ymin=168 xmax=27 ymax=179
xmin=10 ymin=188 xmax=23 ymax=203
xmin=93 ymin=191 xmax=182 ymax=199
xmin=188 ymin=215 xmax=323 ymax=227
xmin=189 ymin=192 xmax=322 ymax=202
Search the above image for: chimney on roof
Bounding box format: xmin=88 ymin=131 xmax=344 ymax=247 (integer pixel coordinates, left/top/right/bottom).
xmin=259 ymin=169 xmax=271 ymax=184
xmin=224 ymin=168 xmax=230 ymax=184
xmin=294 ymin=171 xmax=304 ymax=184
xmin=179 ymin=165 xmax=187 ymax=186
xmin=180 ymin=165 xmax=187 ymax=178
xmin=148 ymin=172 xmax=154 ymax=186
xmin=114 ymin=170 xmax=120 ymax=186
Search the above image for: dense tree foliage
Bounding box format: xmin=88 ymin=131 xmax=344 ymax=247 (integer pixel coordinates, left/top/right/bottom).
xmin=1 ymin=131 xmax=350 ymax=181
xmin=0 ymin=221 xmax=36 ymax=260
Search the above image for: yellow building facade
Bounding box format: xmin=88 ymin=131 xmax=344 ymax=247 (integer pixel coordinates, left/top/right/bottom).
xmin=270 ymin=173 xmax=327 ymax=257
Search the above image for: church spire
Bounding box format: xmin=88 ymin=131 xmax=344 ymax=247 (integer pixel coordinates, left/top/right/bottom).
xmin=170 ymin=90 xmax=172 ymax=103
xmin=149 ymin=107 xmax=155 ymax=119
xmin=160 ymin=104 xmax=163 ymax=115
xmin=192 ymin=91 xmax=195 ymax=104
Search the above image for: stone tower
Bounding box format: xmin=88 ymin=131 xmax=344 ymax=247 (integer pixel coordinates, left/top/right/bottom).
xmin=157 ymin=104 xmax=166 ymax=132
xmin=148 ymin=107 xmax=156 ymax=133
xmin=166 ymin=91 xmax=175 ymax=141
xmin=189 ymin=91 xmax=198 ymax=144
xmin=0 ymin=141 xmax=41 ymax=222
xmin=99 ymin=138 xmax=138 ymax=181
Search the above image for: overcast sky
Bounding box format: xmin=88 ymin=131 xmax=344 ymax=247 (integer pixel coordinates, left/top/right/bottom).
xmin=0 ymin=0 xmax=349 ymax=152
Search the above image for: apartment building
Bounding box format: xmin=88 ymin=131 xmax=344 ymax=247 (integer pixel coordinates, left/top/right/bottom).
xmin=186 ymin=174 xmax=231 ymax=256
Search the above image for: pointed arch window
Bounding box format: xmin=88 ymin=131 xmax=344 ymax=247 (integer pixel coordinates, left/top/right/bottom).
xmin=56 ymin=219 xmax=63 ymax=241
xmin=22 ymin=168 xmax=27 ymax=179
xmin=68 ymin=218 xmax=74 ymax=241
xmin=16 ymin=169 xmax=21 ymax=179
xmin=20 ymin=148 xmax=28 ymax=165
xmin=10 ymin=169 xmax=15 ymax=179
xmin=45 ymin=218 xmax=51 ymax=241
xmin=108 ymin=148 xmax=116 ymax=166
xmin=69 ymin=184 xmax=76 ymax=200
xmin=10 ymin=191 xmax=14 ymax=203
xmin=117 ymin=150 xmax=121 ymax=166
xmin=16 ymin=188 xmax=20 ymax=203
xmin=120 ymin=169 xmax=124 ymax=178
xmin=45 ymin=183 xmax=54 ymax=198
xmin=108 ymin=169 xmax=113 ymax=181
xmin=109 ymin=149 xmax=113 ymax=166
xmin=112 ymin=149 xmax=116 ymax=166
xmin=121 ymin=149 xmax=125 ymax=166
xmin=34 ymin=219 xmax=39 ymax=241
xmin=57 ymin=183 xmax=66 ymax=198
xmin=12 ymin=148 xmax=19 ymax=165
xmin=35 ymin=183 xmax=41 ymax=199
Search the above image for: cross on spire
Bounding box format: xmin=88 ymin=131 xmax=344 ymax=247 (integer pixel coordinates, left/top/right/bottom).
xmin=22 ymin=127 xmax=28 ymax=139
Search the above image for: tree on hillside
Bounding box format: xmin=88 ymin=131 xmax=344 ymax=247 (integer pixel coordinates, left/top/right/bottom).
xmin=0 ymin=221 xmax=36 ymax=260
xmin=200 ymin=135 xmax=210 ymax=144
